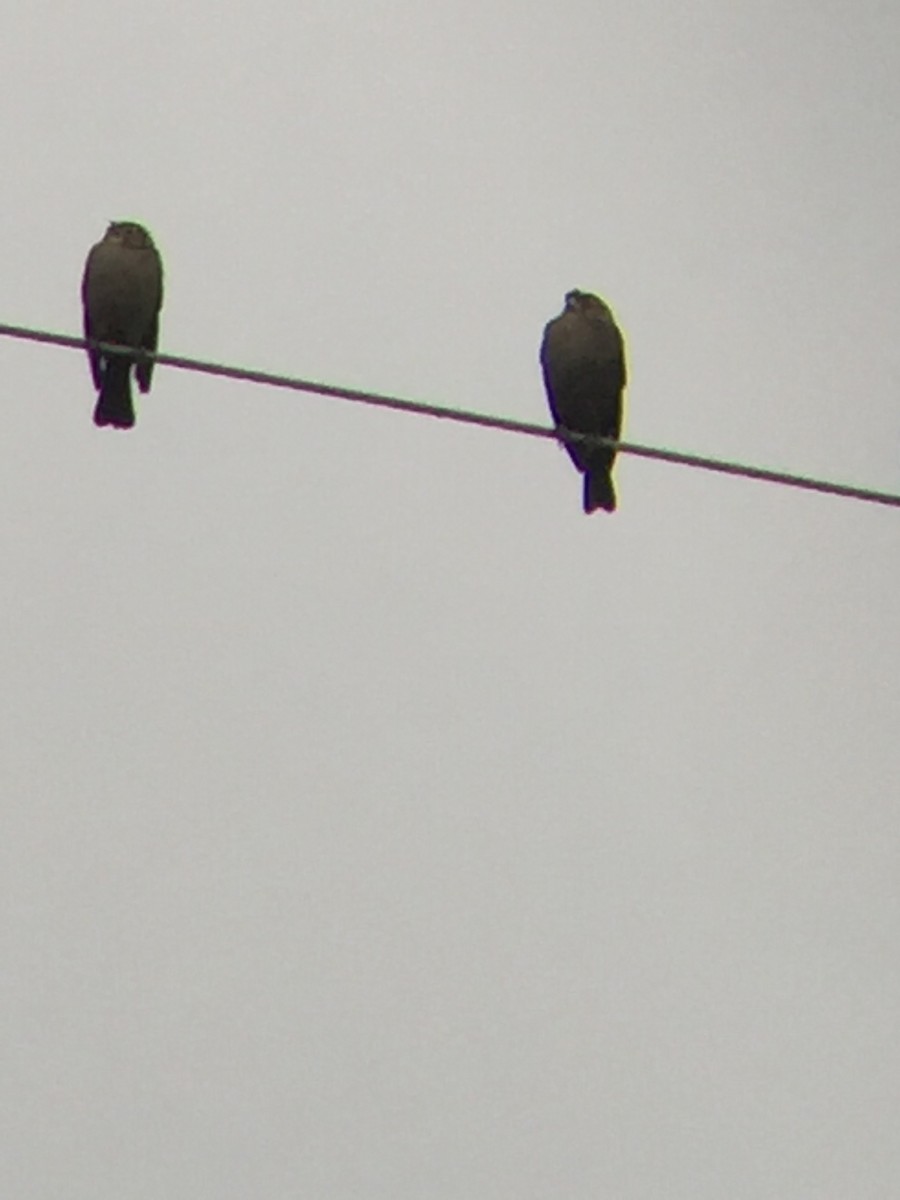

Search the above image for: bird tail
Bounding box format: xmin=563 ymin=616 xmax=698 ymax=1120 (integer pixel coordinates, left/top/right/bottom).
xmin=93 ymin=359 xmax=135 ymax=429
xmin=584 ymin=464 xmax=616 ymax=514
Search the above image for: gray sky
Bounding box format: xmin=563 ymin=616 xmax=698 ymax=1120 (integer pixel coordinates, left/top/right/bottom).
xmin=2 ymin=2 xmax=899 ymax=1196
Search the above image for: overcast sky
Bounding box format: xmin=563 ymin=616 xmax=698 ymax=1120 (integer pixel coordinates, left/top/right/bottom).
xmin=2 ymin=2 xmax=899 ymax=1196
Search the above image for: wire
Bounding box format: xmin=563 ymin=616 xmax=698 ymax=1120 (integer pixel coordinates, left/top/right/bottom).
xmin=2 ymin=320 xmax=899 ymax=510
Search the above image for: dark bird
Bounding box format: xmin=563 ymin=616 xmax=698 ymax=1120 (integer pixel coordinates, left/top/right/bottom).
xmin=81 ymin=221 xmax=164 ymax=429
xmin=540 ymin=289 xmax=627 ymax=513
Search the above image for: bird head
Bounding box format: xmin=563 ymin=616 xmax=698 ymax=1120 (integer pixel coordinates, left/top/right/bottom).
xmin=564 ymin=289 xmax=611 ymax=319
xmin=105 ymin=221 xmax=155 ymax=250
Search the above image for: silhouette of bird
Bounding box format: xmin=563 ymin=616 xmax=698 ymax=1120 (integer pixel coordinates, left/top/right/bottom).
xmin=82 ymin=222 xmax=164 ymax=429
xmin=540 ymin=290 xmax=627 ymax=513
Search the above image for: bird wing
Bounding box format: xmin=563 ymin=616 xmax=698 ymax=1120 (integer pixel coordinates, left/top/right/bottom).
xmin=135 ymin=249 xmax=163 ymax=394
xmin=81 ymin=244 xmax=105 ymax=391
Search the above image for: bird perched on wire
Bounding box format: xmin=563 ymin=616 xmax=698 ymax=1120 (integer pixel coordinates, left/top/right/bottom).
xmin=540 ymin=289 xmax=627 ymax=513
xmin=81 ymin=221 xmax=164 ymax=429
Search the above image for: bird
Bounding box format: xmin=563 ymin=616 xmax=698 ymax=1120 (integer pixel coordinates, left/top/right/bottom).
xmin=81 ymin=221 xmax=164 ymax=429
xmin=540 ymin=289 xmax=627 ymax=513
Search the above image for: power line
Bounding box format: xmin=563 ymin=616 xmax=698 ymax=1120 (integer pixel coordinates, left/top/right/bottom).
xmin=2 ymin=320 xmax=899 ymax=510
